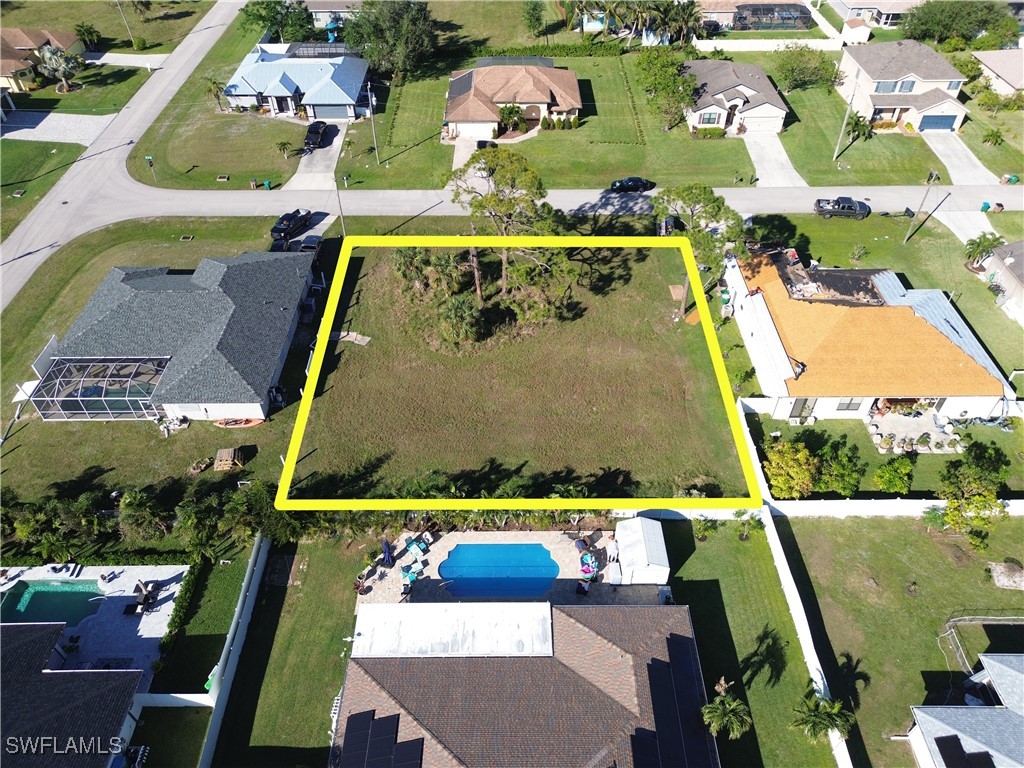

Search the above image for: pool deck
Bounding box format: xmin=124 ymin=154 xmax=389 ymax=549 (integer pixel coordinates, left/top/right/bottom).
xmin=0 ymin=563 xmax=189 ymax=692
xmin=355 ymin=530 xmax=661 ymax=610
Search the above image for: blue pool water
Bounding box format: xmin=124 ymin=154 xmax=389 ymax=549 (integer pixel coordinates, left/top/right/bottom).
xmin=438 ymin=544 xmax=558 ymax=597
xmin=0 ymin=580 xmax=104 ymax=626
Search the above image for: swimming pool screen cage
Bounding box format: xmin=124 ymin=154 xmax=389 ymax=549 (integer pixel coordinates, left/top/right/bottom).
xmin=734 ymin=4 xmax=813 ymax=30
xmin=30 ymin=356 xmax=168 ymax=421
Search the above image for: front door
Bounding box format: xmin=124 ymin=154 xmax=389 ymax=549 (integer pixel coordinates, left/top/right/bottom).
xmin=276 ymin=96 xmax=290 ymax=114
xmin=725 ymin=104 xmax=738 ymax=129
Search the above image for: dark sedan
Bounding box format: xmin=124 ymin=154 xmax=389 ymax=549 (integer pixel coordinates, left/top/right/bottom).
xmin=610 ymin=177 xmax=655 ymax=193
xmin=270 ymin=209 xmax=312 ymax=240
xmin=304 ymin=121 xmax=327 ymax=149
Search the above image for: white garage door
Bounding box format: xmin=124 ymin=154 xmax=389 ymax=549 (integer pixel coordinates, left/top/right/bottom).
xmin=741 ymin=116 xmax=782 ymax=133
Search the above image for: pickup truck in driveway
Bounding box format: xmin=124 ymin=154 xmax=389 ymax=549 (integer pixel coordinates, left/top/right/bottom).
xmin=813 ymin=197 xmax=870 ymax=220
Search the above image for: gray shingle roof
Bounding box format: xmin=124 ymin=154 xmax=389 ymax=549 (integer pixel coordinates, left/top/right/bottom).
xmin=1 ymin=623 xmax=141 ymax=768
xmin=870 ymin=87 xmax=965 ymax=111
xmin=58 ymin=251 xmax=313 ymax=406
xmin=685 ymin=60 xmax=787 ymax=115
xmin=990 ymin=241 xmax=1024 ymax=285
xmin=845 ymin=40 xmax=964 ymax=82
xmin=972 ymin=49 xmax=1024 ymax=91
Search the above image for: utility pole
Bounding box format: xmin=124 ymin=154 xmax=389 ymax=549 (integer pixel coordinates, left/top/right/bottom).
xmin=904 ymin=169 xmax=940 ymax=245
xmin=366 ymin=81 xmax=380 ymax=165
xmin=335 ymin=182 xmax=347 ymax=238
xmin=114 ymin=0 xmax=135 ymax=46
xmin=832 ymin=76 xmax=858 ymax=162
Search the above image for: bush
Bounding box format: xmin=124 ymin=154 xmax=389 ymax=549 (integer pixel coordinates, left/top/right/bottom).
xmin=164 ymin=559 xmax=202 ymax=636
xmin=472 ymin=41 xmax=622 ymax=58
xmin=555 ymin=117 xmax=563 ymax=129
xmin=875 ymin=456 xmax=914 ymax=494
xmin=694 ymin=127 xmax=726 ymax=139
xmin=904 ymin=122 xmax=915 ymax=132
xmin=133 ymin=37 xmax=147 ymax=51
xmin=870 ymin=120 xmax=898 ymax=130
xmin=491 ymin=126 xmax=498 ymax=139
xmin=540 ymin=116 xmax=549 ymax=130
xmin=939 ymin=36 xmax=967 ymax=52
xmin=571 ymin=115 xmax=579 ymax=129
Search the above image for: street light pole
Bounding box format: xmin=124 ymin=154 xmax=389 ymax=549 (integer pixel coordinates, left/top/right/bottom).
xmin=832 ymin=76 xmax=858 ymax=162
xmin=366 ymin=81 xmax=380 ymax=165
xmin=904 ymin=169 xmax=940 ymax=245
xmin=114 ymin=0 xmax=135 ymax=46
xmin=335 ymin=183 xmax=347 ymax=238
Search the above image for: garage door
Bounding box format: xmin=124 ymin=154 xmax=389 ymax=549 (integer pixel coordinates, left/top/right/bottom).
xmin=311 ymin=105 xmax=350 ymax=120
xmin=919 ymin=115 xmax=956 ymax=131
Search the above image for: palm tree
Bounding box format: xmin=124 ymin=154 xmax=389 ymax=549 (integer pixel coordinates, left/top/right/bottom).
xmin=596 ymin=1 xmax=626 ymax=38
xmin=206 ymin=78 xmax=225 ymax=111
xmin=846 ymin=113 xmax=873 ymax=143
xmin=36 ymin=45 xmax=85 ymax=93
xmin=701 ymin=694 xmax=753 ymax=740
xmin=566 ymin=0 xmax=588 ymax=35
xmin=965 ymin=231 xmax=1005 ymax=269
xmin=622 ymin=0 xmax=655 ymax=47
xmin=276 ymin=140 xmax=292 ymax=158
xmin=74 ymin=22 xmax=102 ymax=52
xmin=790 ymin=688 xmax=856 ymax=743
xmin=662 ymin=0 xmax=704 ymax=45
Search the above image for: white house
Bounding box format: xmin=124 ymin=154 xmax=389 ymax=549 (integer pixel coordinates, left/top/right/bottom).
xmin=982 ymin=240 xmax=1024 ymax=328
xmin=684 ymin=59 xmax=788 ymax=134
xmin=972 ymin=49 xmax=1024 ymax=98
xmin=723 ymin=252 xmax=1015 ymax=422
xmin=698 ymin=0 xmax=742 ymax=28
xmin=25 ymin=251 xmax=314 ymax=422
xmin=224 ymin=42 xmax=369 ymax=120
xmin=827 ymin=0 xmax=922 ymax=28
xmin=444 ymin=59 xmax=582 ymax=140
xmin=838 ymin=40 xmax=968 ymax=131
xmin=302 ymin=0 xmax=362 ymax=28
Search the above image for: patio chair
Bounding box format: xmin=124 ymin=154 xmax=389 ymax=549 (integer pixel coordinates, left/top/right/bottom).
xmin=421 ymin=531 xmax=435 ymax=546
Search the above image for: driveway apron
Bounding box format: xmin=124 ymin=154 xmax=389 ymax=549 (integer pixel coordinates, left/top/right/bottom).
xmin=741 ymin=133 xmax=808 ymax=187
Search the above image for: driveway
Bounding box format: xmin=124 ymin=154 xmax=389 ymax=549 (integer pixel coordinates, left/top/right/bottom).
xmin=281 ymin=122 xmax=346 ymax=191
xmin=83 ymin=51 xmax=169 ymax=69
xmin=922 ymin=132 xmax=999 ymax=185
xmin=451 ymin=138 xmax=478 ymax=174
xmin=932 ymin=211 xmax=996 ymax=244
xmin=741 ymin=133 xmax=808 ymax=188
xmin=0 ymin=110 xmax=114 ymax=145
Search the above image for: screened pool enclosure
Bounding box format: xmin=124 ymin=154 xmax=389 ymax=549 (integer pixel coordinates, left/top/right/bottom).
xmin=30 ymin=357 xmax=168 ymax=420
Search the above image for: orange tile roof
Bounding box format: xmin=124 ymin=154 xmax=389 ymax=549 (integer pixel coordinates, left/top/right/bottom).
xmin=739 ymin=256 xmax=1005 ymax=397
xmin=445 ymin=65 xmax=582 ymax=123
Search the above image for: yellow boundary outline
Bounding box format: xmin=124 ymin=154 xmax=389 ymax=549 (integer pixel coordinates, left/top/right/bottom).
xmin=275 ymin=235 xmax=762 ymax=511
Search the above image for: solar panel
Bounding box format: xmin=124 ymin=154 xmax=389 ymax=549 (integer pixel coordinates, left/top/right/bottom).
xmin=476 ymin=56 xmax=553 ymax=69
xmin=668 ymin=636 xmax=716 ymax=768
xmin=447 ymin=71 xmax=473 ymax=100
xmin=648 ymin=659 xmax=686 ymax=767
xmin=392 ymin=739 xmax=424 ymax=768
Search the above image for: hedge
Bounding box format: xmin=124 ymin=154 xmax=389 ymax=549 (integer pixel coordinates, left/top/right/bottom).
xmin=471 ymin=41 xmax=623 ymax=58
xmin=693 ymin=127 xmax=727 ymax=139
xmin=0 ymin=552 xmax=192 ymax=568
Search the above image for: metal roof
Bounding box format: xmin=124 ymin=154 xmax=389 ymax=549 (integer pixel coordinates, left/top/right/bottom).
xmin=224 ymin=44 xmax=367 ymax=105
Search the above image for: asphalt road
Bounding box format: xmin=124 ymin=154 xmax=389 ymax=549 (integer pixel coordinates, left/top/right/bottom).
xmin=2 ymin=0 xmax=1021 ymax=311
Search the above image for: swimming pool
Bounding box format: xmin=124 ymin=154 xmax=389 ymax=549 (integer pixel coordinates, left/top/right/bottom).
xmin=0 ymin=580 xmax=104 ymax=626
xmin=438 ymin=544 xmax=558 ymax=597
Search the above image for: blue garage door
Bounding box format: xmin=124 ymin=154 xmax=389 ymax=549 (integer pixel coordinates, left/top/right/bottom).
xmin=919 ymin=115 xmax=956 ymax=131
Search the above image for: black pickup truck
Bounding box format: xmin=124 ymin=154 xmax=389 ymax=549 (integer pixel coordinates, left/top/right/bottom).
xmin=813 ymin=197 xmax=870 ymax=220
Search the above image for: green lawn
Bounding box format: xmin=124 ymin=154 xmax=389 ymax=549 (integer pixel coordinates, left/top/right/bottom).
xmin=817 ymin=2 xmax=845 ymax=32
xmin=429 ymin=0 xmax=584 ymax=50
xmin=751 ymin=416 xmax=1024 ymax=493
xmin=293 ymin=244 xmax=746 ymax=499
xmin=0 ymin=1 xmax=215 ymax=54
xmin=779 ymin=516 xmax=1024 ymax=768
xmin=0 ymin=139 xmax=84 ymax=241
xmin=127 ymin=15 xmax=304 ymax=190
xmin=987 ymin=211 xmax=1024 ymax=243
xmin=10 ymin=65 xmax=151 ymax=114
xmin=868 ymin=26 xmax=906 ymax=43
xmin=152 ymin=550 xmax=248 ymax=693
xmin=716 ymin=27 xmax=828 ymax=40
xmin=958 ymin=99 xmax=1024 ymax=179
xmin=748 ymin=214 xmax=1024 ymax=387
xmin=130 ymin=708 xmax=211 ymax=768
xmin=213 ymin=539 xmax=361 ymax=767
xmin=716 ymin=314 xmax=761 ymax=397
xmin=666 ymin=521 xmax=834 ymax=768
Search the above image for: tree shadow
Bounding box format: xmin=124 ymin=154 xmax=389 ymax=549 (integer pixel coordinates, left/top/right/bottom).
xmin=78 ymin=66 xmax=137 ymax=88
xmin=747 ymin=214 xmax=797 ymax=247
xmin=836 ymin=651 xmax=872 ymax=711
xmin=570 ymin=245 xmax=635 ymax=296
xmin=47 ymin=466 xmax=112 ymax=500
xmin=578 ymin=78 xmax=597 ymax=119
xmin=740 ymin=623 xmax=788 ymax=688
xmin=292 ymin=453 xmax=392 ymax=500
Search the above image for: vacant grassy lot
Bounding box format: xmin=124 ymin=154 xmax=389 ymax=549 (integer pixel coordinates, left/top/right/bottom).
xmin=213 ymin=539 xmax=361 ymax=767
xmin=0 ymin=139 xmax=84 ymax=241
xmin=666 ymin=521 xmax=833 ymax=768
xmin=0 ymin=1 xmax=214 ymax=54
xmin=10 ymin=65 xmax=151 ymax=114
xmin=958 ymin=100 xmax=1024 ymax=179
xmin=749 ymin=213 xmax=1024 ymax=387
xmin=295 ymin=245 xmax=745 ymax=498
xmin=429 ymin=0 xmax=582 ymax=49
xmin=152 ymin=550 xmax=248 ymax=693
xmin=780 ymin=517 xmax=1024 ymax=768
xmin=752 ymin=416 xmax=1024 ymax=494
xmin=127 ymin=15 xmax=303 ymax=190
xmin=130 ymin=707 xmax=211 ymax=768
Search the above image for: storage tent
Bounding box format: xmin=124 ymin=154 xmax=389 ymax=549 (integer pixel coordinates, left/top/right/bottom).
xmin=614 ymin=517 xmax=671 ymax=585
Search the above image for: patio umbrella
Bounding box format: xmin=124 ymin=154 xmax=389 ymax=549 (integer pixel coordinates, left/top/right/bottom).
xmin=381 ymin=539 xmax=395 ymax=568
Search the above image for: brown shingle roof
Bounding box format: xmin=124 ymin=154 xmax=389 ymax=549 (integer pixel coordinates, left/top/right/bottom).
xmin=0 ymin=27 xmax=79 ymax=52
xmin=0 ymin=40 xmax=34 ymax=78
xmin=445 ymin=64 xmax=582 ymax=123
xmin=739 ymin=256 xmax=1005 ymax=397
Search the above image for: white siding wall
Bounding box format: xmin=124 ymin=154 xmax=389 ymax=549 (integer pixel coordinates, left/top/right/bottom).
xmin=979 ymin=63 xmax=1018 ymax=97
xmin=935 ymin=396 xmax=1009 ymax=419
xmin=163 ymin=402 xmax=266 ymax=421
xmin=225 ymin=95 xmax=259 ymax=109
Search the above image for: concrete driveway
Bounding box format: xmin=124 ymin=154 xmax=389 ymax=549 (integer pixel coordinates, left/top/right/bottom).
xmin=922 ymin=132 xmax=999 ymax=185
xmin=0 ymin=110 xmax=114 ymax=145
xmin=741 ymin=133 xmax=807 ymax=187
xmin=282 ymin=122 xmax=346 ymax=191
xmin=83 ymin=51 xmax=169 ymax=69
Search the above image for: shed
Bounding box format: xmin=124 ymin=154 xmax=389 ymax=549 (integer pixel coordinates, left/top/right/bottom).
xmin=615 ymin=517 xmax=671 ymax=585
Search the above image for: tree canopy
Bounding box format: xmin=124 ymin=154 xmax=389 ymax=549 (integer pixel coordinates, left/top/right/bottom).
xmin=523 ymin=0 xmax=544 ymax=38
xmin=652 ymin=184 xmax=745 ymax=277
xmin=773 ymin=44 xmax=841 ymax=93
xmin=763 ymin=439 xmax=819 ymax=499
xmin=239 ymin=0 xmax=313 ymax=42
xmin=343 ymin=0 xmax=438 ymax=78
xmin=635 ymin=47 xmax=696 ymax=131
xmin=900 ymin=0 xmax=1011 ymax=44
xmin=937 ymin=441 xmax=1010 ymax=535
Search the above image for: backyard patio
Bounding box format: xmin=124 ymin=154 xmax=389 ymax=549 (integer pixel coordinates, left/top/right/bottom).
xmin=354 ymin=530 xmax=663 ymax=609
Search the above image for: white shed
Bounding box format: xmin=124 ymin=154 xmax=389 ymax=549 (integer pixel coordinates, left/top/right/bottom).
xmin=614 ymin=517 xmax=671 ymax=585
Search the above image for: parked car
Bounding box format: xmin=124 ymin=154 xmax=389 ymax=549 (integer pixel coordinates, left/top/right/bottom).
xmin=269 ymin=238 xmax=293 ymax=252
xmin=610 ymin=177 xmax=655 ymax=193
xmin=304 ymin=121 xmax=327 ymax=150
xmin=813 ymin=197 xmax=870 ymax=220
xmin=295 ymin=235 xmax=323 ymax=256
xmin=476 ymin=140 xmax=498 ymax=149
xmin=271 ymin=209 xmax=312 ymax=240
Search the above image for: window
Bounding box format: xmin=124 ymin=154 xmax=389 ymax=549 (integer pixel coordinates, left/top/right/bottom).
xmin=699 ymin=112 xmax=719 ymax=125
xmin=947 ymin=80 xmax=962 ymax=91
xmin=875 ymin=81 xmax=897 ymax=94
xmin=837 ymin=398 xmax=863 ymax=412
xmin=898 ymin=80 xmax=915 ymax=93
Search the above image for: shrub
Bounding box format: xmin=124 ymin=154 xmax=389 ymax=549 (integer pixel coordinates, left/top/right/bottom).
xmin=870 ymin=120 xmax=897 ymax=130
xmin=472 ymin=41 xmax=622 ymax=58
xmin=517 ymin=118 xmax=526 ymax=133
xmin=133 ymin=37 xmax=147 ymax=51
xmin=540 ymin=115 xmax=549 ymax=130
xmin=875 ymin=456 xmax=914 ymax=494
xmin=694 ymin=127 xmax=726 ymax=139
xmin=164 ymin=559 xmax=201 ymax=636
xmin=983 ymin=128 xmax=1004 ymax=145
xmin=904 ymin=122 xmax=915 ymax=132
xmin=939 ymin=37 xmax=967 ymax=52
xmin=491 ymin=126 xmax=498 ymax=139
xmin=571 ymin=115 xmax=579 ymax=129
xmin=555 ymin=117 xmax=564 ymax=129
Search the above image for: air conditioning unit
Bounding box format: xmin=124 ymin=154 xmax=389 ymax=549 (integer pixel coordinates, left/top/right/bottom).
xmin=788 ymin=418 xmax=802 ymax=426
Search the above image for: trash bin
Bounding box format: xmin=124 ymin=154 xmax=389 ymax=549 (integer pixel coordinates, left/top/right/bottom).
xmin=994 ymin=203 xmax=1004 ymax=213
xmin=263 ymin=180 xmax=272 ymax=191
xmin=1010 ymin=175 xmax=1020 ymax=185
xmin=981 ymin=202 xmax=991 ymax=212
